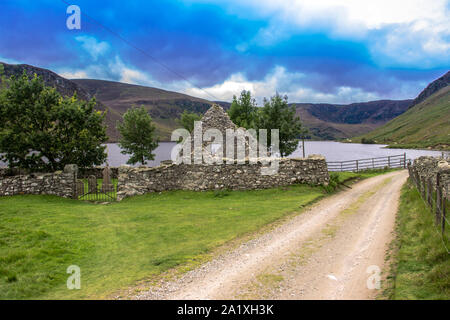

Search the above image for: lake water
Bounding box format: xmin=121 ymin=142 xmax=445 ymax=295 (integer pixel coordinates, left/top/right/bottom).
xmin=0 ymin=141 xmax=445 ymax=168
xmin=104 ymin=141 xmax=446 ymax=167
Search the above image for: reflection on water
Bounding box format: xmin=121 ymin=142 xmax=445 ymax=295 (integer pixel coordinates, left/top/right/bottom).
xmin=104 ymin=143 xmax=177 ymax=167
xmin=104 ymin=141 xmax=446 ymax=167
xmin=290 ymin=141 xmax=446 ymax=162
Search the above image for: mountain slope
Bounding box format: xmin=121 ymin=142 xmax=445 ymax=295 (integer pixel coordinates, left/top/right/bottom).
xmin=72 ymin=79 xmax=215 ymax=140
xmin=411 ymin=71 xmax=450 ymax=107
xmin=1 ymin=62 xmax=416 ymax=142
xmin=292 ymin=100 xmax=412 ymax=140
xmin=0 ymin=62 xmax=122 ymax=141
xmin=357 ymin=86 xmax=450 ymax=150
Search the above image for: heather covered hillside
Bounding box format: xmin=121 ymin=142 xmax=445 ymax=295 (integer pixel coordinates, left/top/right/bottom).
xmin=357 ymin=86 xmax=450 ymax=150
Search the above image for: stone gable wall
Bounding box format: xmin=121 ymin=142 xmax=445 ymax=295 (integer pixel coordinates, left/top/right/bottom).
xmin=117 ymin=155 xmax=329 ymax=201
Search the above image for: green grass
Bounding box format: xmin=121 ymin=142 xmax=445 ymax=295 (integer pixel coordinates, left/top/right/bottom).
xmin=356 ymin=86 xmax=450 ymax=151
xmin=383 ymin=179 xmax=450 ymax=300
xmin=329 ymin=168 xmax=400 ymax=187
xmin=0 ymin=184 xmax=327 ymax=299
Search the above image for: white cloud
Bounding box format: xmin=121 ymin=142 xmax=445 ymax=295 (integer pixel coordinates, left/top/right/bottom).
xmin=58 ymin=69 xmax=89 ymax=79
xmin=183 ymin=65 xmax=381 ymax=104
xmin=57 ymin=56 xmax=157 ymax=85
xmin=75 ymin=36 xmax=110 ymax=60
xmin=195 ymin=0 xmax=448 ymax=31
xmin=57 ymin=59 xmax=384 ymax=104
xmin=187 ymin=0 xmax=450 ymax=66
xmin=0 ymin=56 xmax=23 ymax=65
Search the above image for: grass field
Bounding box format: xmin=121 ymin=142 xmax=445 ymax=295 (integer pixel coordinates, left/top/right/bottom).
xmin=383 ymin=179 xmax=450 ymax=299
xmin=0 ymin=170 xmax=395 ymax=299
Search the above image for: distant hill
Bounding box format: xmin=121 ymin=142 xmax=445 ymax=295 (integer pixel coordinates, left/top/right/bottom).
xmin=72 ymin=79 xmax=217 ymax=140
xmin=357 ymin=86 xmax=450 ymax=150
xmin=293 ymin=100 xmax=412 ymax=140
xmin=1 ymin=62 xmax=419 ymax=142
xmin=72 ymin=79 xmax=412 ymax=141
xmin=219 ymin=98 xmax=412 ymax=140
xmin=411 ymin=71 xmax=450 ymax=107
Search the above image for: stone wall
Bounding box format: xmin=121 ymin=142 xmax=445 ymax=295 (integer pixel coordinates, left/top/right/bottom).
xmin=78 ymin=166 xmax=119 ymax=179
xmin=117 ymin=155 xmax=329 ymax=201
xmin=409 ymin=156 xmax=450 ymax=197
xmin=0 ymin=166 xmax=118 ymax=180
xmin=0 ymin=165 xmax=77 ymax=198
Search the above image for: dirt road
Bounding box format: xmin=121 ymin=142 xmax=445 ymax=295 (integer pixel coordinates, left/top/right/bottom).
xmin=136 ymin=170 xmax=408 ymax=300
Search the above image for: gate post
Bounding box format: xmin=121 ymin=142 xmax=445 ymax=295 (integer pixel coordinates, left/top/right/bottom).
xmin=63 ymin=164 xmax=78 ymax=199
xmin=443 ymin=196 xmax=447 ymax=234
xmin=436 ymin=173 xmax=442 ymax=226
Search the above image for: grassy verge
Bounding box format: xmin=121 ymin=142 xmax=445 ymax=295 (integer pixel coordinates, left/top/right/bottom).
xmin=0 ymin=169 xmax=394 ymax=299
xmin=382 ymin=179 xmax=450 ymax=300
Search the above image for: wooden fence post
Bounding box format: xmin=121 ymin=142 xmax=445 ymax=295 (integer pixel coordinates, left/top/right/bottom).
xmin=427 ymin=177 xmax=433 ymax=207
xmin=356 ymin=160 xmax=359 ymax=172
xmin=443 ymin=196 xmax=447 ymax=234
xmin=436 ymin=173 xmax=442 ymax=227
xmin=421 ymin=176 xmax=426 ymax=199
xmin=372 ymin=158 xmax=375 ymax=169
xmin=388 ymin=156 xmax=391 ymax=168
xmin=403 ymin=153 xmax=406 ymax=168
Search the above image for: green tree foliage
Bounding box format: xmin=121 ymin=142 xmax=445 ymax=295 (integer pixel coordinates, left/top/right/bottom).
xmin=361 ymin=137 xmax=376 ymax=144
xmin=228 ymin=90 xmax=258 ymax=129
xmin=256 ymin=93 xmax=304 ymax=157
xmin=117 ymin=106 xmax=158 ymax=165
xmin=0 ymin=72 xmax=107 ymax=171
xmin=177 ymin=110 xmax=201 ymax=133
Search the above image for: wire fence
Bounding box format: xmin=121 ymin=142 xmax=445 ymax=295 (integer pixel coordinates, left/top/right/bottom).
xmin=408 ymin=164 xmax=449 ymax=253
xmin=327 ymin=153 xmax=408 ymax=172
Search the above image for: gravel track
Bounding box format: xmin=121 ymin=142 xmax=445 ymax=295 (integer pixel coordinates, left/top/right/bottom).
xmin=135 ymin=170 xmax=408 ymax=300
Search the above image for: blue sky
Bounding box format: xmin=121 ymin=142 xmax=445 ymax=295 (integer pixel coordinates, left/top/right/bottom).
xmin=0 ymin=0 xmax=449 ymax=104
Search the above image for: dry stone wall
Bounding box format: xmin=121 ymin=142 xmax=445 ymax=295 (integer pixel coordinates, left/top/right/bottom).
xmin=0 ymin=165 xmax=77 ymax=198
xmin=409 ymin=156 xmax=450 ymax=197
xmin=78 ymin=166 xmax=119 ymax=179
xmin=117 ymin=155 xmax=329 ymax=201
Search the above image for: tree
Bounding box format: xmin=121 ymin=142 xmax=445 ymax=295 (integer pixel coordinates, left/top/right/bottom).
xmin=228 ymin=90 xmax=258 ymax=129
xmin=255 ymin=93 xmax=304 ymax=157
xmin=0 ymin=71 xmax=107 ymax=171
xmin=117 ymin=106 xmax=158 ymax=165
xmin=177 ymin=110 xmax=201 ymax=133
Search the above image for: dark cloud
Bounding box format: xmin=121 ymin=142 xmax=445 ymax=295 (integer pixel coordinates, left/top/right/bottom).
xmin=0 ymin=0 xmax=447 ymax=102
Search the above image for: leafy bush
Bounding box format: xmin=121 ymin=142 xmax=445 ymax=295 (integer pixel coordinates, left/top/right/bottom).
xmin=361 ymin=137 xmax=376 ymax=144
xmin=322 ymin=172 xmax=340 ymax=193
